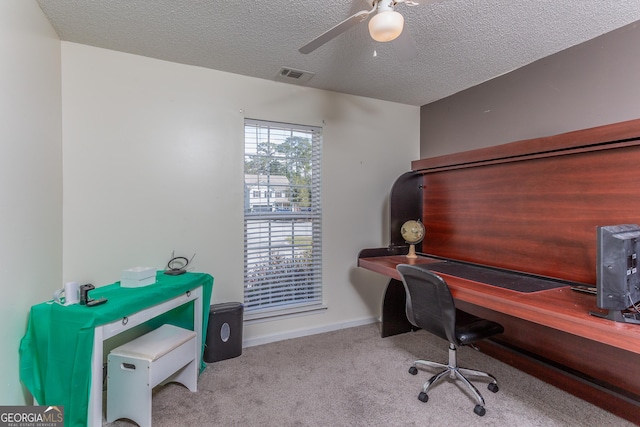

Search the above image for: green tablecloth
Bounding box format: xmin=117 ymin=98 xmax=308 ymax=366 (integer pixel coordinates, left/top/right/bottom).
xmin=19 ymin=271 xmax=213 ymax=427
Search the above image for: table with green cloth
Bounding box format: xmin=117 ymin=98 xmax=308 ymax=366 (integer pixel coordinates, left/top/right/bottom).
xmin=19 ymin=271 xmax=213 ymax=427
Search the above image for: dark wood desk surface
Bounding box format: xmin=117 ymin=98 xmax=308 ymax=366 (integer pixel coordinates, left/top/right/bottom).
xmin=358 ymin=254 xmax=640 ymax=356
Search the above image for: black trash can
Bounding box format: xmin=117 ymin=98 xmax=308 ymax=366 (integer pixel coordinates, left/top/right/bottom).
xmin=204 ymin=302 xmax=244 ymax=363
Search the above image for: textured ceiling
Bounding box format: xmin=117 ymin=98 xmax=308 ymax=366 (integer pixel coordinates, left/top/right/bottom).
xmin=37 ymin=0 xmax=640 ymax=106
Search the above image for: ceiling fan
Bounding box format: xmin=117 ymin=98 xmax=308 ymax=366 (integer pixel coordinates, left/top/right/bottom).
xmin=299 ymin=0 xmax=422 ymax=60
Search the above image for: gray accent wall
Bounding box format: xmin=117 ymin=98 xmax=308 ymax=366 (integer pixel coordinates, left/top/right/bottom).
xmin=420 ymin=20 xmax=640 ymax=158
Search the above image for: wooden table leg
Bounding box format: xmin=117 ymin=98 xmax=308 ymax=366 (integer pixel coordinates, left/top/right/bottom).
xmin=381 ymin=279 xmax=414 ymax=337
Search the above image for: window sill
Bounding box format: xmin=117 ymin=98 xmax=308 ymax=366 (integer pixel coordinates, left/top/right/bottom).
xmin=243 ymin=304 xmax=327 ymax=324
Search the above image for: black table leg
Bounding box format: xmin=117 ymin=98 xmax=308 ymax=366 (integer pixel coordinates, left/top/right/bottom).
xmin=381 ymin=278 xmax=414 ymax=337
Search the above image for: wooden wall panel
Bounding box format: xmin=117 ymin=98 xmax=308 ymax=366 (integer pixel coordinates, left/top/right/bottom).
xmin=416 ymin=131 xmax=640 ymax=284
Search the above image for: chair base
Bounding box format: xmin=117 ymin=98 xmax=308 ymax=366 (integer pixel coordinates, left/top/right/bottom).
xmin=409 ymin=343 xmax=499 ymax=416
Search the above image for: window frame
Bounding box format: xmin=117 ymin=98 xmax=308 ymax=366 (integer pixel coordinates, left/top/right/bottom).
xmin=243 ymin=119 xmax=323 ymax=321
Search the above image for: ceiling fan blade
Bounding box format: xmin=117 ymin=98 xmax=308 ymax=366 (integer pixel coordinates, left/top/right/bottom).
xmin=391 ymin=28 xmax=418 ymax=62
xmin=299 ymin=7 xmax=375 ymax=54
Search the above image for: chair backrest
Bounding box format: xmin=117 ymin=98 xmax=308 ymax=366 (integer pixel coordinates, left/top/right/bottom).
xmin=397 ymin=264 xmax=457 ymax=344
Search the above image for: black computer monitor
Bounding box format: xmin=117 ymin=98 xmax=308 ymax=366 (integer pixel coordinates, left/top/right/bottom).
xmin=594 ymin=224 xmax=640 ymax=323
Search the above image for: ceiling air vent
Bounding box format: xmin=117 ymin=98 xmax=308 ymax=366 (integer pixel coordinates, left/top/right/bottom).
xmin=276 ymin=67 xmax=315 ymax=83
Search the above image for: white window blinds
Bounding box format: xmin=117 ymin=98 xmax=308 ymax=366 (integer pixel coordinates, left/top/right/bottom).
xmin=243 ymin=119 xmax=322 ymax=316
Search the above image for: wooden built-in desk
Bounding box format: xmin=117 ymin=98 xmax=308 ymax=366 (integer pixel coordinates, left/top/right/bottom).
xmin=358 ymin=253 xmax=640 ymax=424
xmin=359 ymin=254 xmax=640 ymax=355
xmin=360 ymin=117 xmax=640 ymax=425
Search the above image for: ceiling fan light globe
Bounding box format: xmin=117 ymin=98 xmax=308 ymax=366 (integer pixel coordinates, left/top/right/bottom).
xmin=368 ymin=10 xmax=404 ymax=42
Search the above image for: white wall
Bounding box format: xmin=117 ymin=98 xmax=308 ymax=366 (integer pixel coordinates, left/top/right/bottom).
xmin=0 ymin=1 xmax=62 ymax=404
xmin=61 ymin=43 xmax=419 ymax=345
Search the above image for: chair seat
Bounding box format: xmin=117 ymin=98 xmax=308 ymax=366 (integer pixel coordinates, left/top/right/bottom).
xmin=110 ymin=324 xmax=196 ymax=361
xmin=455 ymin=310 xmax=505 ymax=345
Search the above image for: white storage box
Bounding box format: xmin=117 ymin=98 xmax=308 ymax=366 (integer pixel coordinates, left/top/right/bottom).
xmin=121 ymin=267 xmax=156 ymax=288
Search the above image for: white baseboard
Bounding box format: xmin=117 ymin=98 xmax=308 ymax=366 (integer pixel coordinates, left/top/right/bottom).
xmin=242 ymin=317 xmax=379 ymax=348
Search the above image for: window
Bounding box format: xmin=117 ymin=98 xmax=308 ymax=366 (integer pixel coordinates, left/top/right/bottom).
xmin=243 ymin=119 xmax=322 ymax=318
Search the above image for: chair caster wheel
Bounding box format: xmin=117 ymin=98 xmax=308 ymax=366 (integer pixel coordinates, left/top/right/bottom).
xmin=418 ymin=392 xmax=428 ymax=402
xmin=488 ymin=382 xmax=499 ymax=393
xmin=474 ymin=405 xmax=486 ymax=416
xmin=408 ymin=366 xmax=418 ymax=375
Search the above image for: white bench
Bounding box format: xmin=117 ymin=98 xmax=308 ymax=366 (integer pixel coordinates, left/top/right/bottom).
xmin=106 ymin=324 xmax=198 ymax=427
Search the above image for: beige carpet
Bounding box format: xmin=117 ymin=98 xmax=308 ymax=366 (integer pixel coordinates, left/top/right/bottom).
xmin=105 ymin=323 xmax=633 ymax=426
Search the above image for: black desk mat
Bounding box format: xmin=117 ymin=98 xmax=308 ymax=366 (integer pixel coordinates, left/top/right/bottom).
xmin=426 ymin=261 xmax=570 ymax=293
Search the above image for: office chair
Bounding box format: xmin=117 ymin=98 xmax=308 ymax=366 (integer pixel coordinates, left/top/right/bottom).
xmin=397 ymin=264 xmax=505 ymax=416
